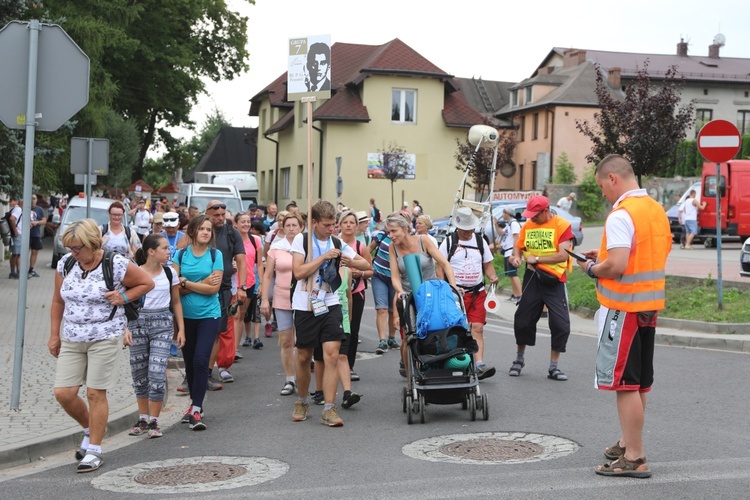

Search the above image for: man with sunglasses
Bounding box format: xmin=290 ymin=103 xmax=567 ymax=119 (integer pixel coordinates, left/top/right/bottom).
xmin=160 ymin=211 xmax=185 ymax=266
xmin=507 ymin=195 xmax=574 ymax=381
xmin=205 ymin=201 xmax=247 ymax=389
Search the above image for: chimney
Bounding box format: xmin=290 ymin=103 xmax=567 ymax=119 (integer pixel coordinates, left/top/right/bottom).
xmin=563 ymin=49 xmax=587 ymax=67
xmin=537 ymin=66 xmax=554 ymax=75
xmin=608 ymin=67 xmax=621 ymax=88
xmin=708 ymin=44 xmax=720 ymax=58
xmin=677 ymin=38 xmax=688 ymax=57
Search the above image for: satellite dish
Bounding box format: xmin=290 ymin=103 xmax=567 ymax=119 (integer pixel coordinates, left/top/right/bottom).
xmin=713 ymin=33 xmax=726 ymax=47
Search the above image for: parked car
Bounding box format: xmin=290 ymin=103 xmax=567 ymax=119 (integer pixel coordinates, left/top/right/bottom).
xmin=432 ymin=200 xmax=584 ymax=248
xmin=52 ymin=196 xmax=119 ymax=268
xmin=665 ymin=181 xmax=701 ymax=243
xmin=741 ymin=237 xmax=750 ymax=278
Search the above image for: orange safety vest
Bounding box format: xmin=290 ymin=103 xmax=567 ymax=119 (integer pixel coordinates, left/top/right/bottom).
xmin=596 ymin=195 xmax=672 ymax=312
xmin=518 ymin=215 xmax=572 ymax=280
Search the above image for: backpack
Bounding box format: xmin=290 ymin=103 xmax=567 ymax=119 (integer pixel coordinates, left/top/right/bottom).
xmin=163 ymin=265 xmax=174 ymax=313
xmin=176 ymin=246 xmax=217 ymax=268
xmin=446 ymin=231 xmax=489 ymax=261
xmin=63 ymin=251 xmax=143 ymax=322
xmin=414 ymin=279 xmax=468 ymax=338
xmin=290 ymin=234 xmax=342 ymax=302
xmin=373 ymin=206 xmax=382 ymax=223
xmin=0 ymin=217 xmax=11 ymax=246
xmin=3 ymin=209 xmax=18 ymax=237
xmin=100 ymin=223 xmax=132 ymax=242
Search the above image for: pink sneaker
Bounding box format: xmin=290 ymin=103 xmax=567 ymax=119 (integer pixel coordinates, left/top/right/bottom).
xmin=264 ymin=323 xmax=273 ymax=337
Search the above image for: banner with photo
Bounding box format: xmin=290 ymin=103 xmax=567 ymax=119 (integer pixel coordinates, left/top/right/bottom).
xmin=287 ymin=34 xmax=331 ymax=101
xmin=367 ymin=152 xmax=416 ymax=179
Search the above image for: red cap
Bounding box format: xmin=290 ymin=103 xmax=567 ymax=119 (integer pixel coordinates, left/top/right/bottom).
xmin=522 ymin=195 xmax=550 ymax=218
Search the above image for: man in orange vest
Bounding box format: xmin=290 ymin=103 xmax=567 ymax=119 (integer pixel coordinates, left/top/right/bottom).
xmin=507 ymin=195 xmax=575 ymax=381
xmin=578 ymin=154 xmax=671 ymax=479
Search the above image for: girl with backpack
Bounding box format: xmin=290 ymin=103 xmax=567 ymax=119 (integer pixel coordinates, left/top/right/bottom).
xmin=124 ymin=234 xmax=185 ymax=439
xmin=232 ymin=212 xmax=264 ymax=356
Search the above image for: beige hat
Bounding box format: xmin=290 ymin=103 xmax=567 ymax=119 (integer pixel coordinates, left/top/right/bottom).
xmin=453 ymin=207 xmax=479 ymax=230
xmin=355 ymin=210 xmax=370 ymax=223
xmin=152 ymin=212 xmax=164 ymax=224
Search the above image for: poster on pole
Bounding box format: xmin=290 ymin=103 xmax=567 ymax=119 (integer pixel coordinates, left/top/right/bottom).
xmin=287 ymin=34 xmax=331 ymax=102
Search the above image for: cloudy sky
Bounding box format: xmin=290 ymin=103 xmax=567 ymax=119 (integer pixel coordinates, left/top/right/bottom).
xmin=176 ymin=0 xmax=750 ymax=138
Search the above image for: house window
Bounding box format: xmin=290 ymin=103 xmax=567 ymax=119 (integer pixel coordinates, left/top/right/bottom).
xmin=519 ymin=116 xmax=526 ymax=142
xmin=532 ymin=113 xmax=539 ymax=140
xmin=525 ymin=87 xmax=533 ymax=105
xmin=738 ymin=110 xmax=750 ymax=136
xmin=281 ymin=167 xmax=290 ymax=199
xmin=510 ymin=90 xmax=519 ymax=108
xmin=296 ymin=165 xmax=304 ymax=198
xmin=696 ymin=109 xmax=713 ymax=134
xmin=391 ymin=89 xmax=416 ymax=123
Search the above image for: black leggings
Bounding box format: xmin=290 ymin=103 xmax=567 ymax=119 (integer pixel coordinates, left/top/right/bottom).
xmin=182 ymin=317 xmax=220 ymax=408
xmin=347 ymin=290 xmax=366 ymax=369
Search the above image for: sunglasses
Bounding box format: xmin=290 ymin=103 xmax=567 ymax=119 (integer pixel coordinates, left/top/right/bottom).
xmin=208 ymin=204 xmax=227 ymax=211
xmin=163 ymin=216 xmax=179 ymax=221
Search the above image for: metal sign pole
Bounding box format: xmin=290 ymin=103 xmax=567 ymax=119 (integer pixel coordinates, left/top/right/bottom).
xmin=86 ymin=138 xmax=93 ymax=217
xmin=304 ymin=97 xmax=315 ymax=260
xmin=715 ymin=162 xmax=723 ymax=309
xmin=11 ymin=20 xmax=41 ymax=410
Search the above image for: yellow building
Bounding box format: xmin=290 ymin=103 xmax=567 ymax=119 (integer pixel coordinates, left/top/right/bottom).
xmin=249 ymin=38 xmax=491 ymax=218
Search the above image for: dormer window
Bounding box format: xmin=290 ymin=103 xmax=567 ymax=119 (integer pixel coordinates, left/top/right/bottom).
xmin=510 ymin=90 xmax=519 ymax=108
xmin=392 ymin=89 xmax=416 ymax=123
xmin=525 ymin=86 xmax=533 ymax=105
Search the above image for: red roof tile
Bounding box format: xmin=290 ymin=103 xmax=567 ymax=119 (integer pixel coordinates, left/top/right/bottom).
xmin=442 ymin=86 xmax=486 ymax=128
xmin=314 ymin=87 xmax=369 ymax=122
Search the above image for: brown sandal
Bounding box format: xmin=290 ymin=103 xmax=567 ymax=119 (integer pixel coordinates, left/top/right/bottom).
xmin=596 ymin=455 xmax=651 ymax=478
xmin=604 ymin=440 xmax=625 ymax=460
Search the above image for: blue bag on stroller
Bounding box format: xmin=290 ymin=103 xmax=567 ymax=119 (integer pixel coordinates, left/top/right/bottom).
xmin=414 ymin=279 xmax=468 ymax=338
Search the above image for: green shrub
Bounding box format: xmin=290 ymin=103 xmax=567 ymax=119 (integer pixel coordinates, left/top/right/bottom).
xmin=576 ymin=165 xmax=606 ymax=221
xmin=553 ymin=152 xmax=578 ymax=184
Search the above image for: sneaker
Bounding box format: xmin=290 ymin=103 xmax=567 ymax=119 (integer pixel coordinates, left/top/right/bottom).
xmin=264 ymin=323 xmax=273 ymax=337
xmin=341 ymin=392 xmax=361 ymax=409
xmin=242 ymin=337 xmax=252 ymax=347
xmin=253 ymin=338 xmax=263 ymax=350
xmin=28 ymin=270 xmax=40 ymax=278
xmin=207 ymin=376 xmax=223 ymax=391
xmin=180 ymin=404 xmax=204 ymax=423
xmin=281 ymin=381 xmax=296 ymax=396
xmin=321 ymin=406 xmax=344 ymax=427
xmin=375 ymin=340 xmax=388 ymax=355
xmin=476 ymin=364 xmax=497 ymax=380
xmin=189 ymin=411 xmax=206 ymax=430
xmin=219 ymin=369 xmax=234 ymax=383
xmin=176 ymin=377 xmax=189 ymax=395
xmin=387 ymin=337 xmax=400 ymax=349
xmin=292 ymin=400 xmax=309 ymax=422
xmin=350 ymin=370 xmax=360 ymax=382
xmin=506 ymin=294 xmax=517 ymax=302
xmin=234 ymin=350 xmax=243 ymax=360
xmin=514 ymin=295 xmax=522 ymax=305
xmin=9 ymin=272 xmax=18 ymax=279
xmin=147 ymin=420 xmax=162 ymax=438
xmin=128 ymin=419 xmax=148 ymax=436
xmin=311 ymin=391 xmax=325 ymax=405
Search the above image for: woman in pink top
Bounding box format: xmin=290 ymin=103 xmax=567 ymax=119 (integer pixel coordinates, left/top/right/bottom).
xmin=260 ymin=212 xmax=303 ymax=396
xmin=233 ymin=212 xmax=263 ymax=358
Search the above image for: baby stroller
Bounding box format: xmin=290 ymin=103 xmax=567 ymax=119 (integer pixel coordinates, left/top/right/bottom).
xmin=398 ymin=279 xmax=489 ymax=424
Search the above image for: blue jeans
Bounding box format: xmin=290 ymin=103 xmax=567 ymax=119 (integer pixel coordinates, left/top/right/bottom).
xmin=371 ymin=272 xmax=395 ymax=311
xmin=183 ymin=317 xmax=220 ymax=408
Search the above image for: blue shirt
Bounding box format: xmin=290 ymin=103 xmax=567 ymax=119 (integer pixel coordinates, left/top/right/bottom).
xmin=176 ymin=246 xmax=224 ymax=319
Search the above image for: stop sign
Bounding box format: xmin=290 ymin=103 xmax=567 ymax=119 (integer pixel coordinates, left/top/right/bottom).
xmin=697 ymin=120 xmax=741 ymax=163
xmin=0 ymin=21 xmax=89 ymax=131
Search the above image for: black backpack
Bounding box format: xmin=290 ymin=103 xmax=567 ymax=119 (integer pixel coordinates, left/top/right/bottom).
xmin=63 ymin=251 xmax=143 ymax=321
xmin=100 ymin=223 xmax=132 ymax=241
xmin=446 ymin=231 xmax=489 ymax=262
xmin=373 ymin=206 xmax=382 ymax=223
xmin=3 ymin=209 xmax=18 ymax=237
xmin=290 ymin=234 xmax=342 ymax=302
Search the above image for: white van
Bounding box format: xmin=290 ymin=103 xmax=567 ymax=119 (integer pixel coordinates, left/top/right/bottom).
xmin=52 ymin=196 xmax=118 ymax=267
xmin=178 ymin=183 xmax=243 ymax=215
xmin=193 ymin=171 xmax=258 ymax=207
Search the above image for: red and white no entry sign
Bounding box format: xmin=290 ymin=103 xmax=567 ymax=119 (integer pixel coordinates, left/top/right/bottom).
xmin=697 ymin=119 xmax=741 ymax=163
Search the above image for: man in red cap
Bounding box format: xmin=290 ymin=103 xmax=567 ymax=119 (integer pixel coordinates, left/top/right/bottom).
xmin=507 ymin=195 xmax=575 ymax=381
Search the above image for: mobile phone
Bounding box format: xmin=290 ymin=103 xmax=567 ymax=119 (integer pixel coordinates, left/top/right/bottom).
xmin=565 ymin=248 xmax=587 ymax=262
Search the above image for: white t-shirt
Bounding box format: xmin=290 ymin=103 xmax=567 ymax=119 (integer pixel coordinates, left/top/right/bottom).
xmin=10 ymin=205 xmax=22 ymax=234
xmin=682 ymin=198 xmax=698 ymax=221
xmin=270 ymin=235 xmax=292 ymax=251
xmin=143 ymin=267 xmax=179 ymax=310
xmin=439 ymin=234 xmax=493 ymax=287
xmin=57 ymin=253 xmax=130 ymax=342
xmin=290 ymin=233 xmax=356 ymax=310
xmin=134 ymin=210 xmax=152 ymax=234
xmin=499 ymin=218 xmax=521 ymax=257
xmin=557 ymin=196 xmax=572 ymax=212
xmin=102 ymin=230 xmax=129 ymax=258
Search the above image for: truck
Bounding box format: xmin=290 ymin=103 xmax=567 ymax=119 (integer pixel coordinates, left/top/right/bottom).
xmin=193 ymin=171 xmax=259 ymax=208
xmin=177 ymin=183 xmax=244 ymax=216
xmin=698 ymin=160 xmax=750 ymax=247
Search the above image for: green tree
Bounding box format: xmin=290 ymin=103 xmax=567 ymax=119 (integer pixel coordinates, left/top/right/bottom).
xmin=552 ymin=152 xmax=578 ymax=184
xmin=577 ymin=165 xmax=606 ymax=221
xmin=454 ymin=125 xmax=517 ymax=200
xmin=102 ymin=111 xmax=141 ymax=192
xmin=376 ymin=141 xmax=409 ymax=212
xmin=576 ymin=61 xmax=695 ymax=185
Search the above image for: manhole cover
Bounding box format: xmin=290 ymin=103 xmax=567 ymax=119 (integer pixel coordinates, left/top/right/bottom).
xmin=134 ymin=462 xmax=246 ymax=485
xmin=403 ymin=432 xmax=580 ymax=465
xmin=91 ymin=456 xmax=288 ymax=494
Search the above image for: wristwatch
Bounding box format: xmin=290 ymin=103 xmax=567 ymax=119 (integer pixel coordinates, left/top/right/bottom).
xmin=240 ymin=284 xmax=248 ymax=291
xmin=180 ymin=279 xmax=187 ymax=288
xmin=586 ymin=262 xmax=597 ymax=279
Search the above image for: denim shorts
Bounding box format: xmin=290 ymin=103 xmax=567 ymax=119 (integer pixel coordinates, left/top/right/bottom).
xmin=371 ymin=273 xmax=395 ymax=311
xmin=10 ymin=235 xmax=22 ymax=255
xmin=684 ymin=220 xmax=698 ymax=236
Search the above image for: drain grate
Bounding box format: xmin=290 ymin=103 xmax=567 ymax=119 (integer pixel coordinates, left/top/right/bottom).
xmin=134 ymin=462 xmax=247 ymax=486
xmin=403 ymin=432 xmax=580 ymax=465
xmin=438 ymin=438 xmax=545 ymax=461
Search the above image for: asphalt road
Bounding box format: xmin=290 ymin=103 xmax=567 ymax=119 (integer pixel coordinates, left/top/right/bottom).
xmin=1 ymin=302 xmax=749 ymax=498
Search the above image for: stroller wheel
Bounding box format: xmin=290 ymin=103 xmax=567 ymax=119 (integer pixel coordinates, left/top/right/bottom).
xmin=482 ymin=393 xmax=489 ymax=421
xmin=469 ymin=392 xmax=477 ymax=421
xmin=406 ymin=395 xmax=414 ymax=424
xmin=462 ymin=394 xmax=468 ymax=410
xmin=402 ymin=387 xmax=408 ymax=413
xmin=419 ymin=393 xmax=426 ymax=424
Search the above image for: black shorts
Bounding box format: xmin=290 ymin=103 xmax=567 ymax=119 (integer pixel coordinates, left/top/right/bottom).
xmin=294 ymin=305 xmax=346 ymax=349
xmin=30 ymin=237 xmax=43 ymax=250
xmin=313 ymin=334 xmax=350 ymax=360
xmin=503 ymin=256 xmax=518 ymax=277
xmin=243 ymin=291 xmax=260 ymax=323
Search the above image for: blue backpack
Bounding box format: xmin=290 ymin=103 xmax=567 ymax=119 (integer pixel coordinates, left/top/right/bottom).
xmin=414 ymin=279 xmax=468 ymax=338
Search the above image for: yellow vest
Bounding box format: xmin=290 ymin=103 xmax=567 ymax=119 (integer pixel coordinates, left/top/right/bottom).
xmin=518 ymin=215 xmax=572 ymax=280
xmin=596 ymin=196 xmax=672 ymax=312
